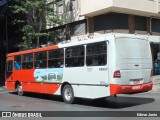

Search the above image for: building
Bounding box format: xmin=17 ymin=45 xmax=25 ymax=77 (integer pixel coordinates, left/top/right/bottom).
xmin=0 ymin=0 xmax=19 ymax=81
xmin=46 ymin=0 xmax=86 ymax=42
xmin=0 ymin=0 xmax=8 ymax=81
xmin=46 ymin=0 xmax=160 ymax=75
xmin=1 ymin=0 xmax=160 ymax=75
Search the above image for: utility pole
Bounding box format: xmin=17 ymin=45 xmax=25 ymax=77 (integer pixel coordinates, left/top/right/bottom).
xmin=6 ymin=0 xmax=8 ymax=54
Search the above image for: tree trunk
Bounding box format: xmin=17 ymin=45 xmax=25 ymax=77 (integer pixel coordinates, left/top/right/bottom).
xmin=37 ymin=36 xmax=39 ymax=48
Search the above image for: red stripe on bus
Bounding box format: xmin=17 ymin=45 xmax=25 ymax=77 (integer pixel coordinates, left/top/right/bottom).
xmin=110 ymin=82 xmax=153 ymax=95
xmin=7 ymin=45 xmax=59 ymax=56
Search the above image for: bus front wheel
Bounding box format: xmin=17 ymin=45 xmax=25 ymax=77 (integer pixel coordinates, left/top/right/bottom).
xmin=16 ymin=84 xmax=24 ymax=96
xmin=62 ymin=84 xmax=75 ymax=104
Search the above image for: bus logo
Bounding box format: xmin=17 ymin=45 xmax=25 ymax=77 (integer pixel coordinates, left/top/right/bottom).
xmin=2 ymin=112 xmax=11 ymax=117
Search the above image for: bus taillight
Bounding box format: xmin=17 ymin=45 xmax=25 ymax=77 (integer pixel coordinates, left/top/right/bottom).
xmin=113 ymin=70 xmax=121 ymax=78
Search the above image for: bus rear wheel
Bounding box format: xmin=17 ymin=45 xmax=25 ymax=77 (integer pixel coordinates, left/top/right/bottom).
xmin=62 ymin=84 xmax=75 ymax=104
xmin=16 ymin=84 xmax=24 ymax=96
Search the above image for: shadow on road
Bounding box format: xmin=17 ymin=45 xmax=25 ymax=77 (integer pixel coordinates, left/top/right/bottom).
xmin=9 ymin=92 xmax=155 ymax=109
xmin=10 ymin=92 xmax=64 ymax=102
xmin=76 ymin=96 xmax=155 ymax=109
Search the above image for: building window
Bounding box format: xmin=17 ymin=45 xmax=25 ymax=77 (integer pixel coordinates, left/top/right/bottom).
xmin=48 ymin=49 xmax=64 ymax=68
xmin=70 ymin=20 xmax=87 ymax=36
xmin=94 ymin=13 xmax=128 ymax=31
xmin=152 ymin=18 xmax=160 ymax=32
xmin=22 ymin=54 xmax=33 ymax=69
xmin=57 ymin=1 xmax=64 ymax=15
xmin=135 ymin=16 xmax=147 ymax=31
xmin=86 ymin=42 xmax=107 ymax=66
xmin=71 ymin=0 xmax=78 ymax=10
xmin=65 ymin=46 xmax=84 ymax=67
xmin=34 ymin=52 xmax=47 ymax=69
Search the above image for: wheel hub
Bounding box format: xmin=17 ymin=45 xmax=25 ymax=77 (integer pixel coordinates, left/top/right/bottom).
xmin=18 ymin=86 xmax=22 ymax=93
xmin=64 ymin=88 xmax=72 ymax=101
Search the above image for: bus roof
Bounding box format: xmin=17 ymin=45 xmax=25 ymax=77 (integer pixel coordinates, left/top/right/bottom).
xmin=7 ymin=33 xmax=148 ymax=57
xmin=7 ymin=45 xmax=59 ymax=57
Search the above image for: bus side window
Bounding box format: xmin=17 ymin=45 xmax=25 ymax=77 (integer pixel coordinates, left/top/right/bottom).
xmin=14 ymin=55 xmax=21 ymax=70
xmin=34 ymin=51 xmax=47 ymax=69
xmin=86 ymin=42 xmax=107 ymax=66
xmin=6 ymin=60 xmax=13 ymax=72
xmin=22 ymin=54 xmax=33 ymax=69
xmin=14 ymin=61 xmax=21 ymax=70
xmin=48 ymin=49 xmax=64 ymax=68
xmin=65 ymin=46 xmax=84 ymax=67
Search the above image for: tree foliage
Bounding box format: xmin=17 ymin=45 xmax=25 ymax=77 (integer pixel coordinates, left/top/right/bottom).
xmin=11 ymin=0 xmax=63 ymax=49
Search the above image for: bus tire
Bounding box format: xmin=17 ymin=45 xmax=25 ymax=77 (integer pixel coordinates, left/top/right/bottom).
xmin=16 ymin=84 xmax=24 ymax=96
xmin=62 ymin=84 xmax=75 ymax=104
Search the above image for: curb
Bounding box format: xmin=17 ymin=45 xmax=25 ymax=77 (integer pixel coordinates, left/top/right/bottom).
xmin=152 ymin=75 xmax=160 ymax=93
xmin=0 ymin=86 xmax=6 ymax=91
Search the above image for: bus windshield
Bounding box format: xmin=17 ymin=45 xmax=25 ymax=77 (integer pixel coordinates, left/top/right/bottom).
xmin=115 ymin=37 xmax=150 ymax=58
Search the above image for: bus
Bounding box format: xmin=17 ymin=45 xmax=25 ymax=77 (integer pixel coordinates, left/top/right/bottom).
xmin=5 ymin=33 xmax=153 ymax=104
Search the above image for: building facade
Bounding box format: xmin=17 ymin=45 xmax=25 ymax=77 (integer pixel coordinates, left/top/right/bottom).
xmin=1 ymin=0 xmax=160 ymax=76
xmin=46 ymin=0 xmax=160 ymax=75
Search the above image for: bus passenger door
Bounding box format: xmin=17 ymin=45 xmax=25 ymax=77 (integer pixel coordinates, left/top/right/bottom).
xmin=6 ymin=57 xmax=15 ymax=90
xmin=6 ymin=57 xmax=14 ymax=80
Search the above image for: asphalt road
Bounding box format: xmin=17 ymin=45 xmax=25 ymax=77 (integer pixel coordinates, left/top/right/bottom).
xmin=0 ymin=91 xmax=159 ymax=120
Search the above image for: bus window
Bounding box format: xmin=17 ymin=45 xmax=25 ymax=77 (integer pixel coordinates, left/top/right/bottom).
xmin=14 ymin=55 xmax=21 ymax=70
xmin=48 ymin=49 xmax=64 ymax=68
xmin=65 ymin=46 xmax=84 ymax=67
xmin=6 ymin=60 xmax=13 ymax=72
xmin=6 ymin=60 xmax=13 ymax=78
xmin=22 ymin=54 xmax=33 ymax=69
xmin=34 ymin=51 xmax=47 ymax=69
xmin=86 ymin=42 xmax=107 ymax=66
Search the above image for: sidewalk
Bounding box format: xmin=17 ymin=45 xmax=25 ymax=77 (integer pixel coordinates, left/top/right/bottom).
xmin=0 ymin=86 xmax=6 ymax=92
xmin=0 ymin=79 xmax=5 ymax=92
xmin=151 ymin=75 xmax=160 ymax=93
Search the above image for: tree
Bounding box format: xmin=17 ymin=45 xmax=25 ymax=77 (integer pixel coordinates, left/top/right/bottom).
xmin=11 ymin=0 xmax=63 ymax=49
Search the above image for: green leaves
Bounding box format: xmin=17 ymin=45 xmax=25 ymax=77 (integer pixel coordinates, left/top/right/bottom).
xmin=11 ymin=0 xmax=63 ymax=50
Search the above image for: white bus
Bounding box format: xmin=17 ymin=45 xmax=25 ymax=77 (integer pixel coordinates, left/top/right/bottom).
xmin=6 ymin=33 xmax=153 ymax=104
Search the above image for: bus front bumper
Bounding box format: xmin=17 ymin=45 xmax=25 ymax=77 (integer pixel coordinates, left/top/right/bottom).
xmin=110 ymin=81 xmax=153 ymax=96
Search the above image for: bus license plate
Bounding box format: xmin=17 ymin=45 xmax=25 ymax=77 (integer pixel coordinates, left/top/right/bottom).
xmin=133 ymin=80 xmax=140 ymax=84
xmin=130 ymin=79 xmax=143 ymax=85
xmin=132 ymin=85 xmax=141 ymax=90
